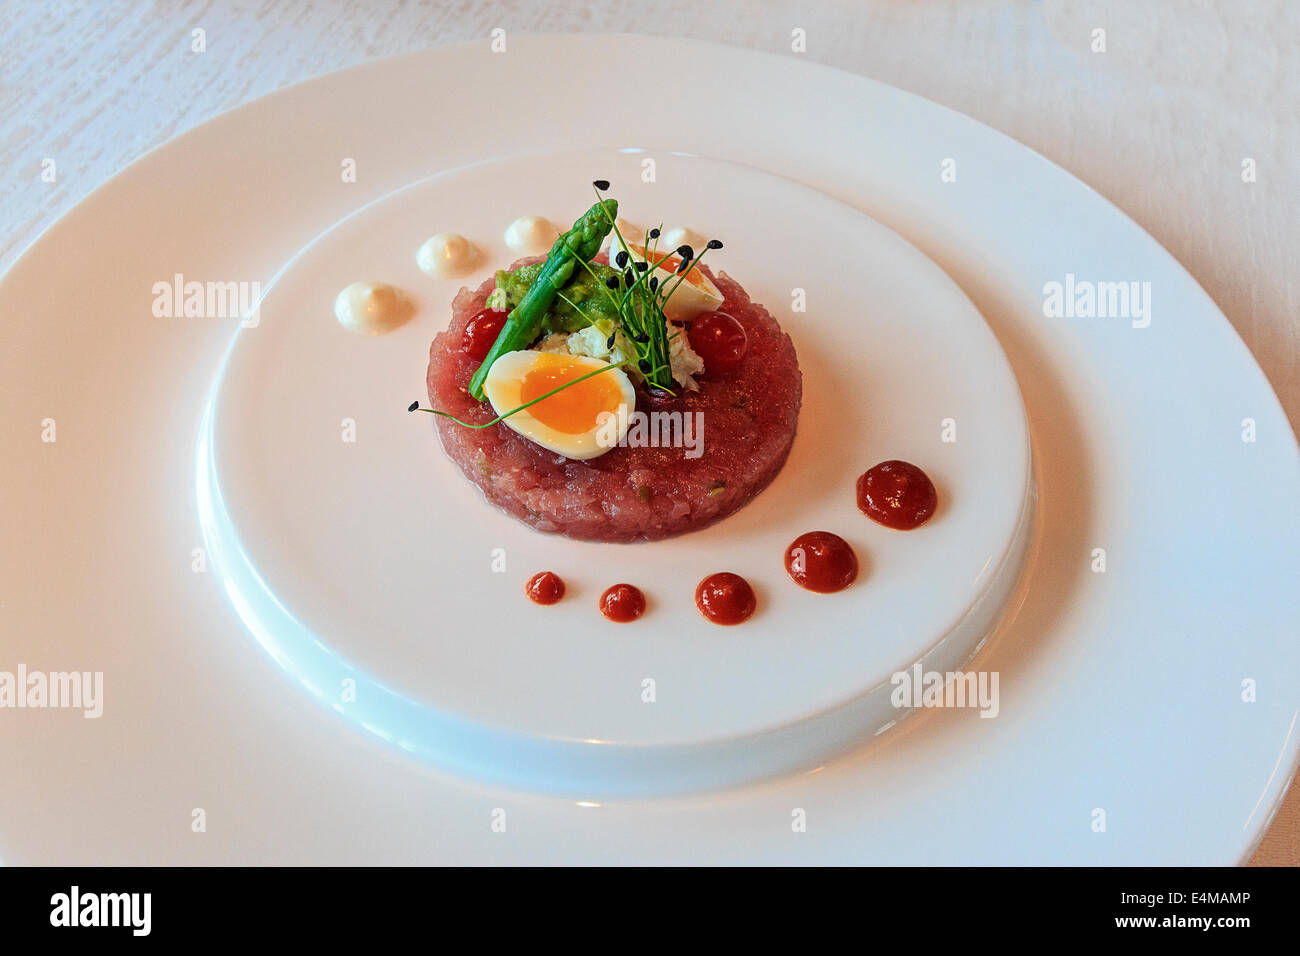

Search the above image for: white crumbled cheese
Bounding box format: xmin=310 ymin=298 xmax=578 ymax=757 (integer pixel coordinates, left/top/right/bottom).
xmin=532 ymin=319 xmax=707 ymax=390
xmin=666 ymin=322 xmax=706 ymax=390
xmin=567 ymin=320 xmax=629 ymax=363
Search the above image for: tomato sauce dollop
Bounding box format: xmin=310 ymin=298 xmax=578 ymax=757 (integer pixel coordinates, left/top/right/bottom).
xmin=600 ymin=583 xmax=646 ymax=622
xmin=857 ymin=460 xmax=937 ymax=530
xmin=783 ymin=531 xmax=859 ymax=593
xmin=694 ymin=572 xmax=757 ymax=625
xmin=525 ymin=571 xmax=566 ymax=605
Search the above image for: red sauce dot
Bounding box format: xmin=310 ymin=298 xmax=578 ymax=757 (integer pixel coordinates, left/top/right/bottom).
xmin=461 ymin=306 xmax=508 ymax=362
xmin=695 ymin=572 xmax=757 ymax=625
xmin=687 ymin=311 xmax=748 ymax=372
xmin=525 ymin=571 xmax=565 ymax=605
xmin=784 ymin=531 xmax=859 ymax=593
xmin=857 ymin=460 xmax=937 ymax=530
xmin=599 ymin=583 xmax=646 ymax=623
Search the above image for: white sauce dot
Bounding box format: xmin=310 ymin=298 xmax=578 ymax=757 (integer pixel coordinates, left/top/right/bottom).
xmin=417 ymin=233 xmax=478 ymax=278
xmin=334 ymin=282 xmax=414 ymax=335
xmin=503 ymin=216 xmax=559 ymax=258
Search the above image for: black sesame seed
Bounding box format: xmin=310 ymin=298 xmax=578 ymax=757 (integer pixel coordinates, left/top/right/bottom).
xmin=707 ymin=239 xmax=723 ymax=250
xmin=623 ymin=269 xmax=635 ymax=286
xmin=638 ymin=359 xmax=651 ymax=372
xmin=605 ymin=276 xmax=620 ymax=289
xmin=634 ymin=261 xmax=648 ymax=272
xmin=635 ymin=332 xmax=650 ymax=343
xmin=676 ymin=258 xmax=691 ymax=274
xmin=676 ymin=244 xmax=694 ymax=260
xmin=592 ymin=179 xmax=610 ymax=190
xmin=649 ymin=277 xmax=659 ymax=292
xmin=649 ymin=228 xmax=660 ymax=239
xmin=615 ymin=250 xmax=628 ymax=268
xmin=407 ymin=401 xmax=419 ymax=412
xmin=606 ymin=333 xmax=616 ymax=348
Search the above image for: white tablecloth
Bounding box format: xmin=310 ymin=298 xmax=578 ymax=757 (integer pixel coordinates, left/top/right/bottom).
xmin=2 ymin=0 xmax=1295 ymax=864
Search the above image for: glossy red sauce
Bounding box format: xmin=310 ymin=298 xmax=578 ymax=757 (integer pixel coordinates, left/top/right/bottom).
xmin=525 ymin=571 xmax=565 ymax=605
xmin=694 ymin=572 xmax=757 ymax=625
xmin=461 ymin=306 xmax=508 ymax=362
xmin=783 ymin=531 xmax=859 ymax=593
xmin=857 ymin=460 xmax=937 ymax=530
xmin=687 ymin=310 xmax=748 ymax=372
xmin=599 ymin=583 xmax=646 ymax=622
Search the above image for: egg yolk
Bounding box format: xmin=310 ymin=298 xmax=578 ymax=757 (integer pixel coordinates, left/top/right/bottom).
xmin=520 ymin=355 xmax=625 ymax=434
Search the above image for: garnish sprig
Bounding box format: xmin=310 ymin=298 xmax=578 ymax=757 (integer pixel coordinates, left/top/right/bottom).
xmin=447 ymin=180 xmax=722 ymax=426
xmin=574 ymin=182 xmax=723 ymax=393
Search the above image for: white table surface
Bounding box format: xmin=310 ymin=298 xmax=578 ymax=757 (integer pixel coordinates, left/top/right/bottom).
xmin=2 ymin=0 xmax=1296 ymax=865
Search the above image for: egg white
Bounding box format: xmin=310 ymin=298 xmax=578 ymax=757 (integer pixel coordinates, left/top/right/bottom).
xmin=482 ymin=351 xmax=636 ymax=460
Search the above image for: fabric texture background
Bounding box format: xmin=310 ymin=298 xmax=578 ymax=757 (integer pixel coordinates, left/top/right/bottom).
xmin=2 ymin=0 xmax=1295 ymax=864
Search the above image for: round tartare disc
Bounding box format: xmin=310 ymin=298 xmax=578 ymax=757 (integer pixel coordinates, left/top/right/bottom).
xmin=203 ymin=148 xmax=1032 ymax=795
xmin=427 ymin=261 xmax=802 ymax=542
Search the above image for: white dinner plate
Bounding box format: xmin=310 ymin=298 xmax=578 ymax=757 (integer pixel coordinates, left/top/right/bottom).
xmin=1 ymin=35 xmax=1296 ymax=864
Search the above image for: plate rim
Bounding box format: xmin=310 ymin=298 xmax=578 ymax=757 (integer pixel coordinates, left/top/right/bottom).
xmin=2 ymin=33 xmax=1296 ymax=864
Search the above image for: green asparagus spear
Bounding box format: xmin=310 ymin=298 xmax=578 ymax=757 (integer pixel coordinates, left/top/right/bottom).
xmin=467 ymin=199 xmax=617 ymax=400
